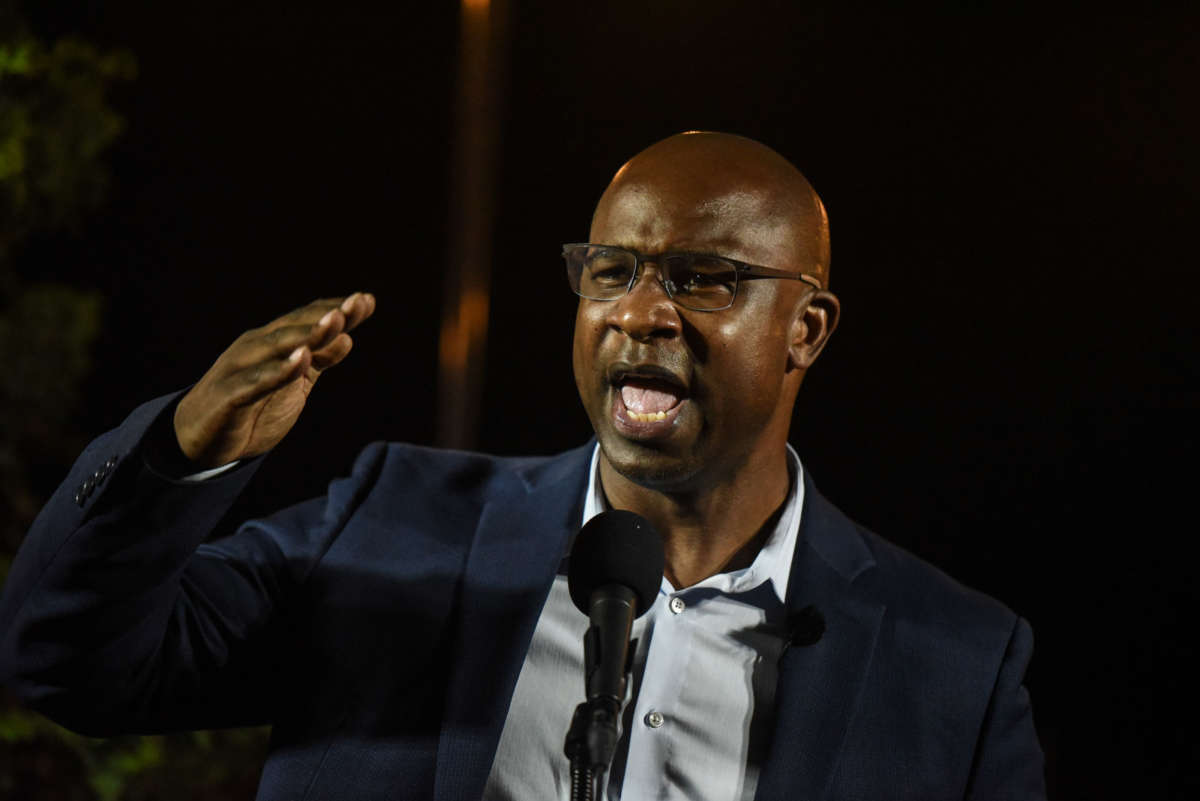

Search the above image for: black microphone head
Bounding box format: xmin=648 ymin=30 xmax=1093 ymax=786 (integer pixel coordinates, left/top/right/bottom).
xmin=568 ymin=510 xmax=665 ymax=618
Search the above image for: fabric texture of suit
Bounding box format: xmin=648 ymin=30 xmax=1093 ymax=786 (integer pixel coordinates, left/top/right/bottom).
xmin=0 ymin=393 xmax=1046 ymax=800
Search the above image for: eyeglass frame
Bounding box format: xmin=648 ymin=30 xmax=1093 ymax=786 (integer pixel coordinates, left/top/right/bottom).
xmin=562 ymin=242 xmax=823 ymax=312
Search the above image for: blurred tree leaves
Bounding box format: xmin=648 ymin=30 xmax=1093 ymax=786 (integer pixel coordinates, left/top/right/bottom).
xmin=1 ymin=705 xmax=269 ymax=800
xmin=0 ymin=283 xmax=101 ymax=552
xmin=0 ymin=14 xmax=268 ymax=801
xmin=0 ymin=32 xmax=136 ymax=253
xmin=0 ymin=13 xmax=133 ymax=563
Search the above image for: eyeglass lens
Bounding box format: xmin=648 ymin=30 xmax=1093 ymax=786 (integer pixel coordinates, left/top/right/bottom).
xmin=567 ymin=246 xmax=738 ymax=310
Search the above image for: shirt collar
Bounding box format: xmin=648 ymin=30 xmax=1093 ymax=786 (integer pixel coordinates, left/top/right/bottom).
xmin=581 ymin=444 xmax=805 ymax=603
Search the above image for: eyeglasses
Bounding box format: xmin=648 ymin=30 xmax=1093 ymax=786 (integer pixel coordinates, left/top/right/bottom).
xmin=562 ymin=243 xmax=822 ymax=312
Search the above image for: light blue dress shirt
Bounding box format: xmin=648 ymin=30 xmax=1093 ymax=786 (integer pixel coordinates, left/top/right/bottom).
xmin=484 ymin=445 xmax=805 ymax=800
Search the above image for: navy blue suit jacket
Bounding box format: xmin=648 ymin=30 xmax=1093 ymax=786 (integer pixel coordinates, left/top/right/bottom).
xmin=0 ymin=394 xmax=1045 ymax=799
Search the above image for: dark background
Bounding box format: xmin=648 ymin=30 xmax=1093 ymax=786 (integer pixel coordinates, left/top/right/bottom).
xmin=17 ymin=2 xmax=1199 ymax=798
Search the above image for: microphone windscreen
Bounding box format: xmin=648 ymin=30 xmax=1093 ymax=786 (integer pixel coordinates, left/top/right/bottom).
xmin=568 ymin=510 xmax=665 ymax=618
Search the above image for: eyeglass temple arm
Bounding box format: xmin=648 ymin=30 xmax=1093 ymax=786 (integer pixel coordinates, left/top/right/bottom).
xmin=738 ymin=262 xmax=824 ymax=290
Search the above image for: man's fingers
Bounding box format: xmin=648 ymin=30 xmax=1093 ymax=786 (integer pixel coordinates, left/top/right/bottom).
xmin=222 ymin=347 xmax=310 ymax=407
xmin=311 ymin=333 xmax=353 ymax=371
xmin=230 ymin=323 xmax=319 ymax=364
xmin=300 ymin=293 xmax=374 ymax=352
xmin=338 ymin=292 xmax=376 ymax=332
xmin=284 ymin=297 xmax=345 ymax=322
xmin=251 ymin=293 xmax=374 ymax=338
xmin=287 ymin=293 xmax=374 ymax=327
xmin=306 ymin=307 xmax=349 ymax=351
xmin=218 ymin=292 xmax=371 ymax=384
xmin=225 ymin=318 xmax=334 ymax=372
xmin=253 ymin=296 xmax=347 ymax=332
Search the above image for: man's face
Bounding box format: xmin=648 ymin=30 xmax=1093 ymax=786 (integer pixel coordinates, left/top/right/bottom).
xmin=572 ymin=176 xmax=806 ymax=492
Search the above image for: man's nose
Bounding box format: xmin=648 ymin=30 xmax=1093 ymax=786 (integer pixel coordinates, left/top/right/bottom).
xmin=606 ymin=264 xmax=681 ymax=341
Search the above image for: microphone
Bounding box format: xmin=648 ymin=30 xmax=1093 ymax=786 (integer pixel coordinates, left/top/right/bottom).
xmin=563 ymin=510 xmax=664 ymax=792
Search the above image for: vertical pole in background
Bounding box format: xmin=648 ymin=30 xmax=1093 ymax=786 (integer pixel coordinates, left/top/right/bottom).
xmin=437 ymin=0 xmax=508 ymax=450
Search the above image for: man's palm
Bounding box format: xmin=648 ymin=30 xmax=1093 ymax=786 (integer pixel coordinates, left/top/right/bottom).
xmin=174 ymin=293 xmax=376 ymax=468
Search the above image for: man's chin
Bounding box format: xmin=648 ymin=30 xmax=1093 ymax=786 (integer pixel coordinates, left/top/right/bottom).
xmin=597 ymin=435 xmax=704 ymax=493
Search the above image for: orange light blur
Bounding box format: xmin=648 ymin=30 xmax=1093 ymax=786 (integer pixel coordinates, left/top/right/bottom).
xmin=438 ymin=287 xmax=490 ymax=373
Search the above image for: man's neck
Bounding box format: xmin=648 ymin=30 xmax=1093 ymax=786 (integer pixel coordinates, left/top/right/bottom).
xmin=598 ymin=447 xmax=792 ymax=589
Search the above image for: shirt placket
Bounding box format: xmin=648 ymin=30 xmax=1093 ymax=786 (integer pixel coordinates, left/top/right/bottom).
xmin=616 ymin=585 xmax=695 ymax=800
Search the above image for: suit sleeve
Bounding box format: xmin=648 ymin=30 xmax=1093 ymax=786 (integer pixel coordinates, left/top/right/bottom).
xmin=965 ymin=616 xmax=1047 ymax=801
xmin=0 ymin=393 xmax=385 ymax=736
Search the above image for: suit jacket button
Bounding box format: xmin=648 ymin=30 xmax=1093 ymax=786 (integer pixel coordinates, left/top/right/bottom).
xmin=106 ymin=456 xmax=119 ymax=468
xmin=73 ymin=491 xmax=85 ymax=506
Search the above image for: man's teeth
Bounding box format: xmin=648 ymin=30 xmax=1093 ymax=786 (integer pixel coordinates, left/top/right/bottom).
xmin=619 ymin=382 xmax=680 ymax=422
xmin=627 ymin=409 xmax=668 ymax=422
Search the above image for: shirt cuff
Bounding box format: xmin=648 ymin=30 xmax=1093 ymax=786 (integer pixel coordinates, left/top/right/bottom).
xmin=179 ymin=461 xmax=242 ymax=482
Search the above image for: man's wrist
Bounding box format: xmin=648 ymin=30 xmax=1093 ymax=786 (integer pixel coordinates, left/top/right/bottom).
xmin=144 ymin=397 xmax=238 ymax=481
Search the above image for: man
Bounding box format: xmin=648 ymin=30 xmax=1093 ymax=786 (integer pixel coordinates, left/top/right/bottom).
xmin=0 ymin=132 xmax=1045 ymax=799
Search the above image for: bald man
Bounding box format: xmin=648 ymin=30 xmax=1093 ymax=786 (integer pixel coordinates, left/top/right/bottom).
xmin=0 ymin=133 xmax=1046 ymax=800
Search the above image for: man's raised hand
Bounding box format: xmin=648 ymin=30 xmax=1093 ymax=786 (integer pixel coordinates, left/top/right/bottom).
xmin=173 ymin=293 xmax=376 ymax=468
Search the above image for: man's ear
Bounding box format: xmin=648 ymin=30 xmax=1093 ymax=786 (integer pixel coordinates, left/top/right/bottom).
xmin=788 ymin=289 xmax=840 ymax=371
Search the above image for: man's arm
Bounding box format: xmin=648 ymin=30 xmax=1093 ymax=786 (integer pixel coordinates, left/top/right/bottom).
xmin=0 ymin=393 xmax=262 ymax=732
xmin=965 ymin=616 xmax=1048 ymax=800
xmin=0 ymin=294 xmax=377 ymax=735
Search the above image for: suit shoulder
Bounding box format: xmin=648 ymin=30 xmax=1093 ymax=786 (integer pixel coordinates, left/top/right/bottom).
xmin=802 ymin=483 xmax=1019 ymax=637
xmin=854 ymin=523 xmax=1020 ymax=643
xmin=350 ymin=440 xmax=589 ymax=505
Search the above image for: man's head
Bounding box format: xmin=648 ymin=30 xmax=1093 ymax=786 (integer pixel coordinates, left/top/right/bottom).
xmin=572 ymin=131 xmax=840 ymax=494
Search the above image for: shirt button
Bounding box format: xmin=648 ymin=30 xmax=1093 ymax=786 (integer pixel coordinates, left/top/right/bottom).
xmin=644 ymin=710 xmax=665 ymax=729
xmin=669 ymin=596 xmax=686 ymax=614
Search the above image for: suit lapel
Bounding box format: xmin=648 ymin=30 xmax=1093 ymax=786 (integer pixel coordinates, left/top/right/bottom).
xmin=755 ymin=476 xmax=886 ymax=801
xmin=433 ymin=444 xmax=592 ymax=801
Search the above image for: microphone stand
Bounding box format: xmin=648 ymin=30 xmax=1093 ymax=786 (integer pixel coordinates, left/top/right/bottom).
xmin=563 ymin=699 xmax=619 ymax=801
xmin=561 ymin=508 xmax=663 ymax=801
xmin=563 ymin=585 xmax=637 ymax=801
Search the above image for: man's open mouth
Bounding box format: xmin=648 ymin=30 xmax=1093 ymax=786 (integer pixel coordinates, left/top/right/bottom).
xmin=618 ymin=378 xmax=684 ymax=421
xmin=607 ymin=365 xmax=689 ymax=435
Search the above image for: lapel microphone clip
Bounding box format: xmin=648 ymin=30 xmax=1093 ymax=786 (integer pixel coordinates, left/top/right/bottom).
xmin=780 ymin=604 xmax=826 ymax=660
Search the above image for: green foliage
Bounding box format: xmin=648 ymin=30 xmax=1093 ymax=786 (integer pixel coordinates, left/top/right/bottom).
xmin=0 ymin=20 xmax=127 ymax=550
xmin=0 ymin=282 xmax=102 ymax=421
xmin=0 ymin=17 xmax=271 ymax=801
xmin=0 ymin=700 xmax=270 ymax=800
xmin=0 ymin=282 xmax=103 ymax=551
xmin=0 ymin=42 xmax=36 ymax=76
xmin=0 ymin=34 xmax=136 ymax=252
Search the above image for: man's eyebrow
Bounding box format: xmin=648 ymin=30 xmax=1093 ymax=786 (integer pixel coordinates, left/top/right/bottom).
xmin=662 ymin=246 xmax=755 ymax=264
xmin=618 ymin=246 xmax=742 ymax=261
xmin=671 ymin=248 xmax=731 ymax=258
